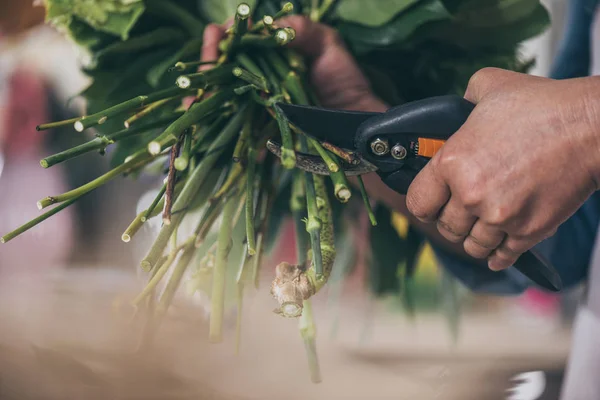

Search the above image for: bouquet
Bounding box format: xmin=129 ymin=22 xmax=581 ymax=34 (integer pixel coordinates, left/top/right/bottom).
xmin=2 ymin=0 xmax=550 ymax=382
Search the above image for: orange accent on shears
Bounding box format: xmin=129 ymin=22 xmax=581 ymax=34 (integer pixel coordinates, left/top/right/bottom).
xmin=417 ymin=138 xmax=445 ymax=158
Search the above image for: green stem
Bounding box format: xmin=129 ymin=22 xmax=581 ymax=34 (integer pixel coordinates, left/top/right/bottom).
xmin=124 ymin=97 xmax=178 ymax=128
xmin=209 ymin=195 xmax=238 ymax=343
xmin=148 ymin=88 xmax=235 ymax=155
xmin=38 ymin=149 xmax=161 ymax=210
xmin=318 ymin=0 xmax=337 ymax=20
xmin=132 ymin=242 xmax=182 ymax=306
xmin=291 ymin=172 xmax=309 ymax=265
xmin=273 ymin=104 xmax=296 ymax=168
xmin=235 ymin=54 xmax=263 ymax=77
xmin=232 ymin=67 xmax=269 ymax=93
xmin=300 ymin=137 xmax=323 ymax=278
xmin=40 ymin=114 xmax=181 ymax=168
xmin=175 ymin=65 xmax=237 ymax=90
xmin=174 ymin=128 xmax=193 ymax=171
xmin=299 ymin=300 xmax=322 ymax=383
xmin=36 ymin=117 xmax=80 ymax=131
xmin=140 ymin=106 xmax=247 ymax=272
xmin=310 ymin=0 xmax=320 ymax=21
xmin=122 ymin=212 xmax=144 ymax=243
xmin=230 ymin=3 xmax=251 ymax=51
xmin=74 ymin=87 xmax=190 ymax=132
xmin=1 ymin=196 xmax=81 ymax=243
xmin=170 ymin=60 xmax=218 ymax=72
xmin=245 ymin=147 xmax=258 ymax=256
xmin=357 ymin=176 xmax=377 ymax=226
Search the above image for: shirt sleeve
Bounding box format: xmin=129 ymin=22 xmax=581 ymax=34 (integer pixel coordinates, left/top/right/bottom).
xmin=431 ymin=192 xmax=600 ymax=295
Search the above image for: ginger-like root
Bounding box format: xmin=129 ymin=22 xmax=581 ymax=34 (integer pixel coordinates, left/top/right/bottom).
xmin=270 ymin=262 xmax=314 ymax=317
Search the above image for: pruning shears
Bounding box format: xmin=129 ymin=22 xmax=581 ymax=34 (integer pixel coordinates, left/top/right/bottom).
xmin=270 ymin=95 xmax=563 ymax=293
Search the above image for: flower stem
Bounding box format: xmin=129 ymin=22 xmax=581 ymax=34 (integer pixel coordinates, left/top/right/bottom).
xmin=230 ymin=3 xmax=251 ymax=51
xmin=74 ymin=87 xmax=190 ymax=132
xmin=36 ymin=117 xmax=80 ymax=131
xmin=299 ymin=300 xmax=322 ymax=383
xmin=209 ymin=194 xmax=237 ymax=343
xmin=124 ymin=97 xmax=178 ymax=129
xmin=321 ymin=142 xmax=360 ymax=165
xmin=245 ymin=147 xmax=258 ymax=255
xmin=170 ymin=60 xmax=218 ymax=72
xmin=140 ymin=106 xmax=246 ymax=272
xmin=132 ymin=242 xmax=182 ymax=306
xmin=163 ymin=136 xmax=183 ymax=225
xmin=357 ymin=176 xmax=377 ymax=226
xmin=291 ymin=172 xmax=309 ymax=265
xmin=174 ymin=128 xmax=193 ymax=171
xmin=148 ymin=88 xmax=235 ymax=155
xmin=273 ymin=104 xmax=296 ymax=168
xmin=1 ymin=196 xmax=81 ymax=243
xmin=232 ymin=67 xmax=269 ymax=93
xmin=40 ymin=115 xmax=181 ymax=168
xmin=175 ymin=65 xmax=237 ymax=90
xmin=300 ymin=137 xmax=323 ymax=278
xmin=235 ymin=54 xmax=263 ymax=77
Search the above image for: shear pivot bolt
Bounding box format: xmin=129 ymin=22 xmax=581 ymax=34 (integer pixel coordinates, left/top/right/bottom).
xmin=391 ymin=144 xmax=407 ymax=160
xmin=370 ymin=138 xmax=389 ymax=156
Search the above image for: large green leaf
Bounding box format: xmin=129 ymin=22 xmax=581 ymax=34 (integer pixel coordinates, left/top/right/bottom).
xmin=335 ymin=0 xmax=422 ymax=27
xmin=199 ymin=0 xmax=258 ymax=24
xmin=44 ymin=0 xmax=145 ymax=39
xmin=453 ymin=0 xmax=540 ymax=28
xmin=339 ymin=0 xmax=452 ymax=54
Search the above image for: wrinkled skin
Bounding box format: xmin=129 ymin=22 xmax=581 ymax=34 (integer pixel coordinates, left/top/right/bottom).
xmin=202 ymin=16 xmax=600 ymax=273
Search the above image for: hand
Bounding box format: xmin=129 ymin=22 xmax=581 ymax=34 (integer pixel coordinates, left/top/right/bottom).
xmin=405 ymin=68 xmax=600 ymax=271
xmin=201 ymin=16 xmax=387 ymax=112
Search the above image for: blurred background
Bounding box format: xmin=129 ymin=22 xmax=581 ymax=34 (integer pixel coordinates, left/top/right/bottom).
xmin=0 ymin=1 xmax=596 ymax=399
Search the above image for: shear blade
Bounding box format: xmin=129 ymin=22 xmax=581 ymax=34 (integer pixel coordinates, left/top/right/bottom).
xmin=275 ymin=103 xmax=381 ymax=150
xmin=266 ymin=140 xmax=378 ymax=176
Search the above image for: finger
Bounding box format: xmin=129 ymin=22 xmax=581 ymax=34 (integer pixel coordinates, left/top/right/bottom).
xmin=201 ymin=24 xmax=226 ymax=66
xmin=463 ymin=221 xmax=505 ymax=259
xmin=406 ymin=160 xmax=450 ymax=223
xmin=435 ymin=198 xmax=476 ymax=243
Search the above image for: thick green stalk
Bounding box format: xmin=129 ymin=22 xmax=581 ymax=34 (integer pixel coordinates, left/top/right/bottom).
xmin=122 ymin=212 xmax=144 ymax=243
xmin=73 ymin=87 xmax=189 ymax=132
xmin=1 ymin=197 xmax=81 ymax=243
xmin=124 ymin=98 xmax=178 ymax=128
xmin=245 ymin=147 xmax=258 ymax=255
xmin=140 ymin=107 xmax=246 ymax=272
xmin=230 ymin=3 xmax=251 ymax=51
xmin=148 ymin=88 xmax=235 ymax=155
xmin=291 ymin=172 xmax=309 ymax=265
xmin=235 ymin=54 xmax=263 ymax=77
xmin=299 ymin=300 xmax=322 ymax=383
xmin=300 ymin=137 xmax=323 ymax=278
xmin=209 ymin=195 xmax=238 ymax=343
xmin=40 ymin=115 xmax=181 ymax=168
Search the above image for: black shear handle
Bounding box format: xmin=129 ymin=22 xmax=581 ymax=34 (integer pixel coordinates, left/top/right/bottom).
xmin=360 ymin=95 xmax=563 ymax=292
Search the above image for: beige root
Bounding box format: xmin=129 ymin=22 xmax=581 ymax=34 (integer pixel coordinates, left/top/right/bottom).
xmin=270 ymin=262 xmax=315 ymax=318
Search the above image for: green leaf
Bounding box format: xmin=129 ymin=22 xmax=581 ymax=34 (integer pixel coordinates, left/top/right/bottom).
xmin=335 ymin=0 xmax=422 ymax=27
xmin=44 ymin=0 xmax=145 ymax=40
xmin=453 ymin=0 xmax=539 ymax=27
xmin=199 ymin=0 xmax=258 ymax=24
xmin=93 ymin=28 xmax=185 ymax=64
xmin=339 ymin=0 xmax=452 ymax=54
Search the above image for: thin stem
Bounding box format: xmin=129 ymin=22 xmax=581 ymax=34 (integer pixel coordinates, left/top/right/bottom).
xmin=232 ymin=67 xmax=269 ymax=93
xmin=74 ymin=87 xmax=190 ymax=132
xmin=357 ymin=176 xmax=377 ymax=226
xmin=209 ymin=195 xmax=237 ymax=343
xmin=299 ymin=300 xmax=322 ymax=383
xmin=273 ymin=104 xmax=296 ymax=168
xmin=38 ymin=149 xmax=160 ymax=209
xmin=235 ymin=54 xmax=263 ymax=77
xmin=310 ymin=0 xmax=320 ymax=21
xmin=175 ymin=65 xmax=236 ymax=90
xmin=140 ymin=106 xmax=246 ymax=272
xmin=170 ymin=60 xmax=218 ymax=72
xmin=245 ymin=147 xmax=258 ymax=255
xmin=291 ymin=172 xmax=309 ymax=265
xmin=300 ymin=137 xmax=323 ymax=278
xmin=1 ymin=196 xmax=81 ymax=243
xmin=174 ymin=128 xmax=193 ymax=171
xmin=36 ymin=117 xmax=80 ymax=131
xmin=40 ymin=115 xmax=181 ymax=168
xmin=321 ymin=142 xmax=360 ymax=165
xmin=318 ymin=0 xmax=337 ymax=20
xmin=124 ymin=98 xmax=178 ymax=128
xmin=230 ymin=3 xmax=251 ymax=51
xmin=148 ymin=88 xmax=235 ymax=155
xmin=122 ymin=212 xmax=144 ymax=243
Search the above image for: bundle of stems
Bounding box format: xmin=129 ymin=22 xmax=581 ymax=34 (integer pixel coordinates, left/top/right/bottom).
xmin=2 ymin=1 xmax=371 ymax=383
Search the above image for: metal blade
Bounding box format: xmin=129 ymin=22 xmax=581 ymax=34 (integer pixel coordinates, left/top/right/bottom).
xmin=266 ymin=140 xmax=378 ymax=176
xmin=275 ymin=103 xmax=381 ymax=150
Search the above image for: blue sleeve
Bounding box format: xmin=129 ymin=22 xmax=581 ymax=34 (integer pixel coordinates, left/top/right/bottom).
xmin=432 ymin=192 xmax=600 ymax=295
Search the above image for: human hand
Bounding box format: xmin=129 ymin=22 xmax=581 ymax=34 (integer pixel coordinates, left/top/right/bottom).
xmin=405 ymin=68 xmax=600 ymax=271
xmin=201 ymin=15 xmax=387 ymax=112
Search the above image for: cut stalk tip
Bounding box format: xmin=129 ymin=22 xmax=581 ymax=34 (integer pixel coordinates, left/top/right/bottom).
xmin=140 ymin=260 xmax=152 ymax=272
xmin=121 ymin=233 xmax=131 ymax=243
xmin=281 ymin=302 xmax=303 ymax=318
xmin=74 ymin=121 xmax=85 ymax=132
xmin=39 ymin=160 xmax=49 ymax=168
xmin=335 ymin=187 xmax=351 ymax=203
xmin=237 ymin=3 xmax=251 ymax=18
xmin=174 ymin=158 xmax=188 ymax=171
xmin=263 ymin=15 xmax=274 ymax=25
xmin=176 ymin=76 xmax=192 ymax=89
xmin=148 ymin=141 xmax=162 ymax=155
xmin=274 ymin=29 xmax=291 ymax=45
xmin=282 ymin=2 xmax=294 ymax=13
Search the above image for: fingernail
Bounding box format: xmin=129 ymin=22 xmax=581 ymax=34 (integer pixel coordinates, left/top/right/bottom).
xmin=488 ymin=260 xmax=505 ymax=271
